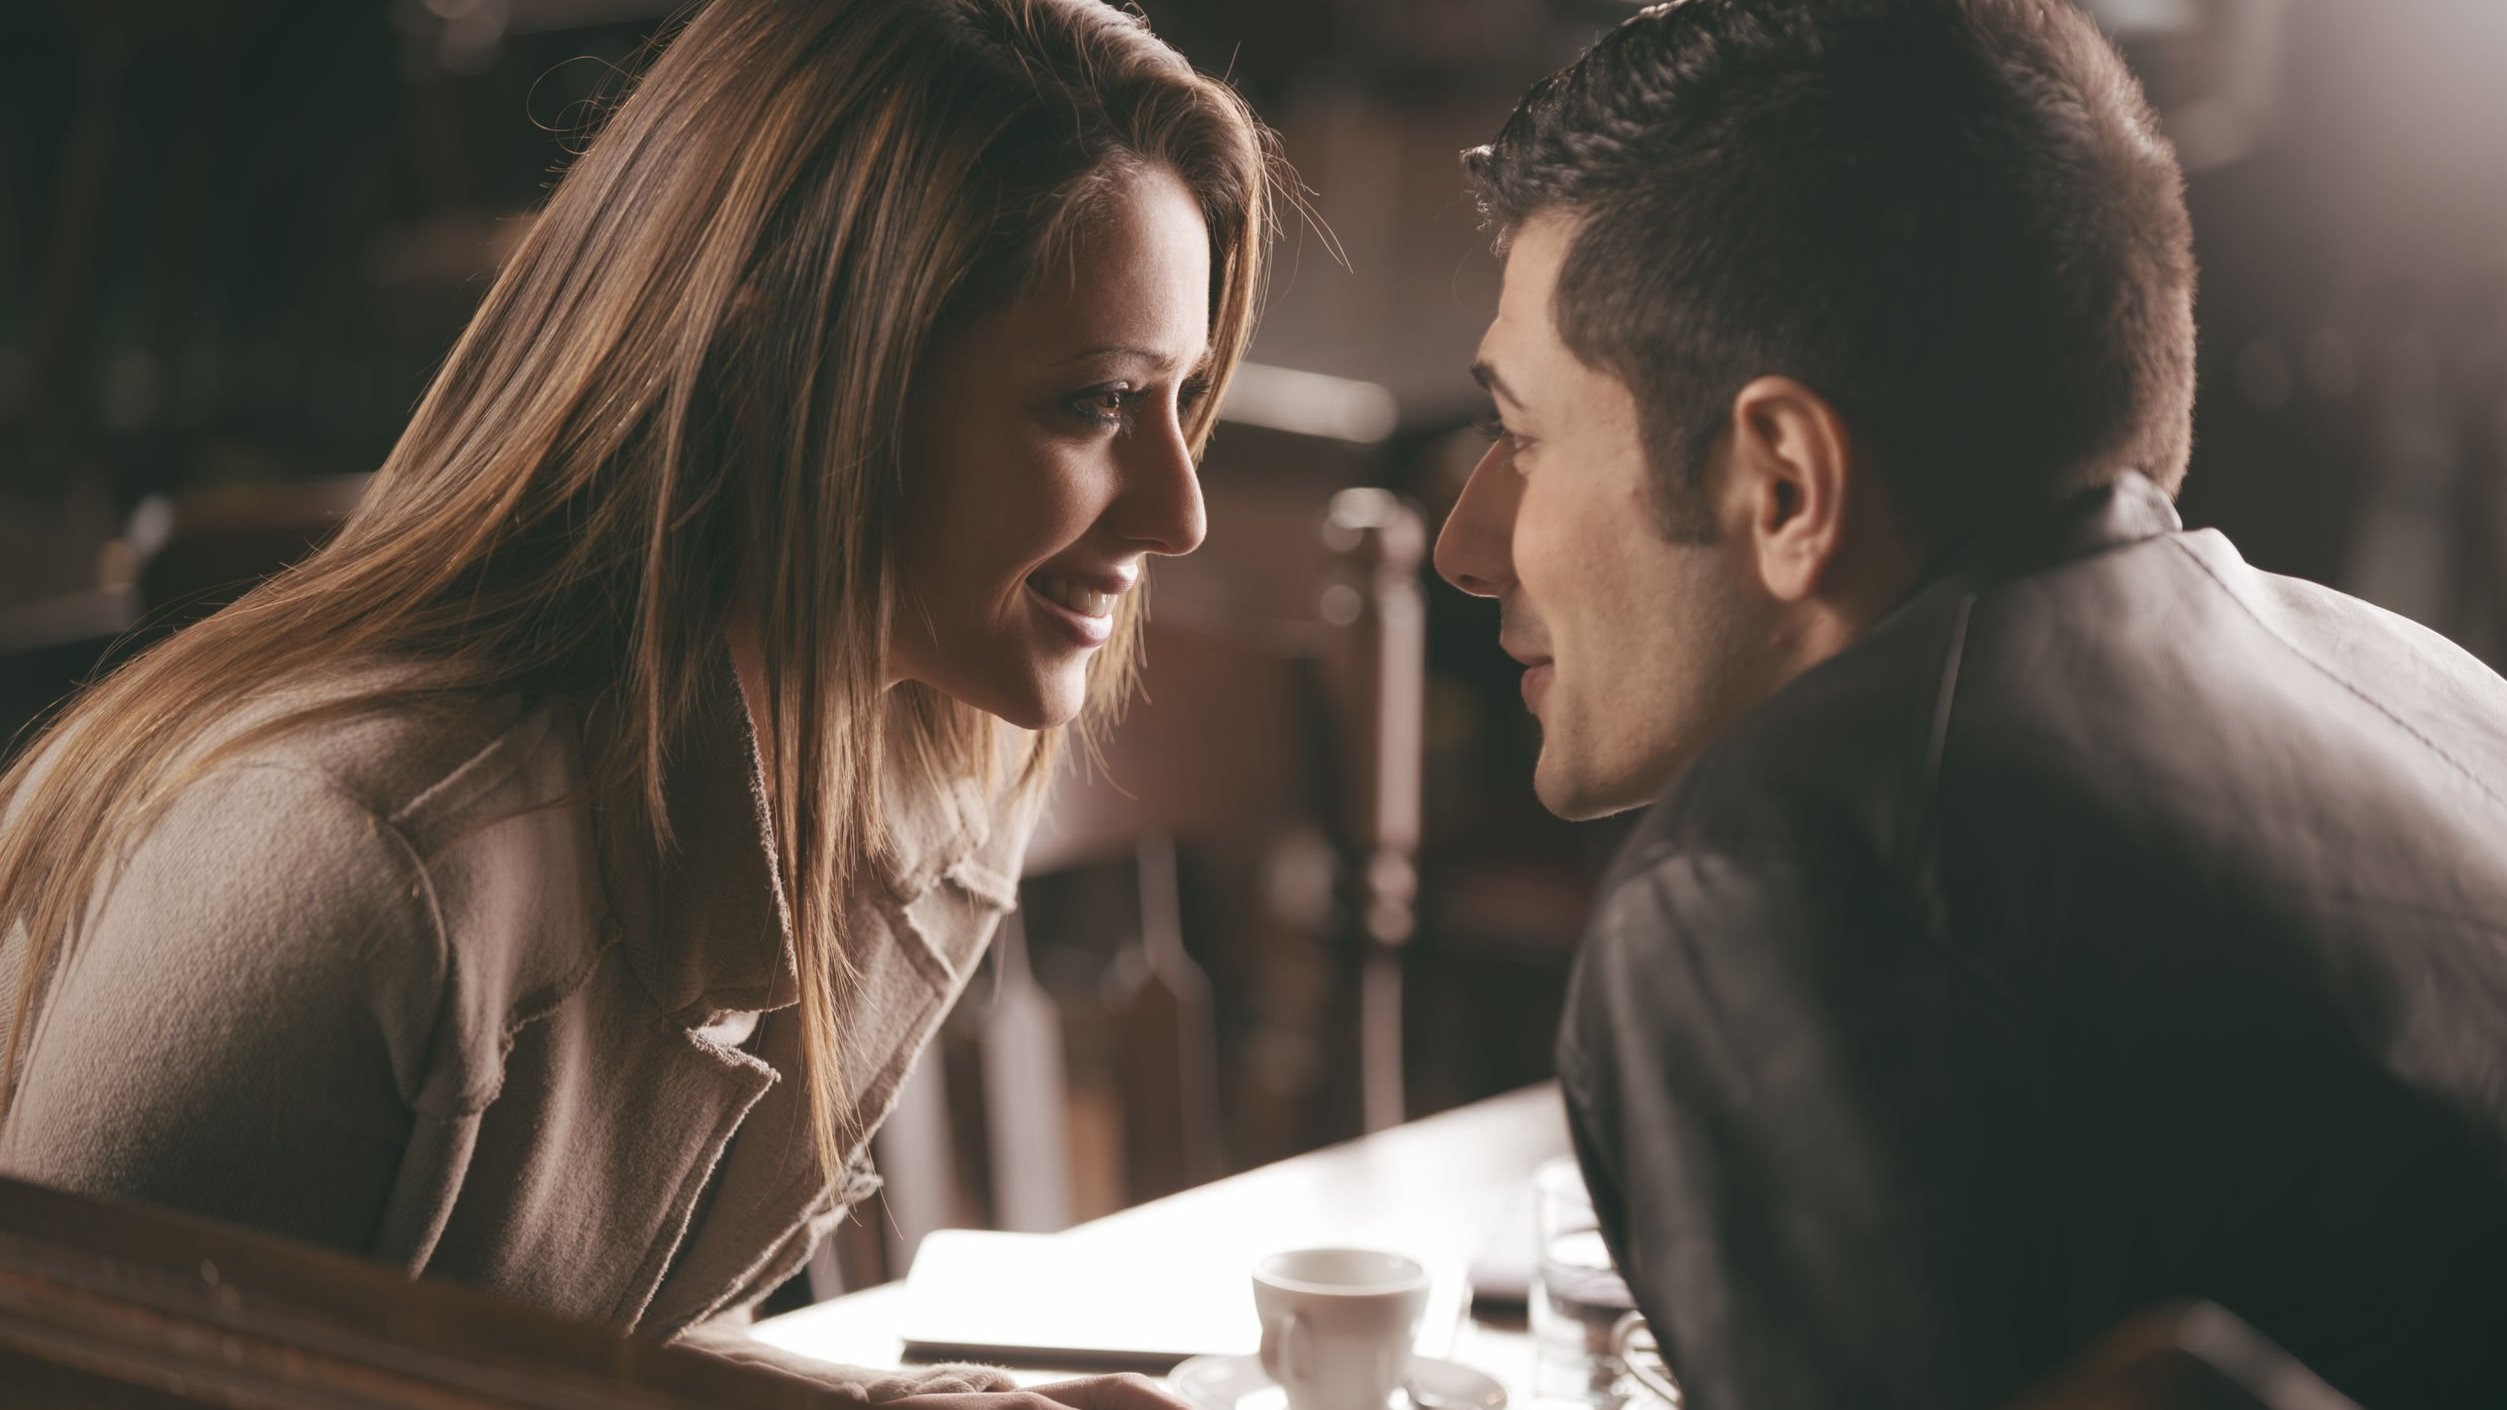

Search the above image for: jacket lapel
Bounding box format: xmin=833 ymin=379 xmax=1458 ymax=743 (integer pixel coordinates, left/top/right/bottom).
xmin=590 ymin=668 xmax=1036 ymax=1332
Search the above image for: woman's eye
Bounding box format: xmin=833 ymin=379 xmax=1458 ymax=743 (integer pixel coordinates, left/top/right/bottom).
xmin=1066 ymin=385 xmax=1136 ymax=430
xmin=1064 ymin=374 xmax=1211 ymax=434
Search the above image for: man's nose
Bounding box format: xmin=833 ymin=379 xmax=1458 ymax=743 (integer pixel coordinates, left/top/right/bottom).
xmin=1115 ymin=414 xmax=1208 ymax=557
xmin=1433 ymin=439 xmax=1520 ymax=598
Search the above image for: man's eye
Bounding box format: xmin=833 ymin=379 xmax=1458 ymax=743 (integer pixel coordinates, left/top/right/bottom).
xmin=1474 ymin=412 xmax=1534 ymax=464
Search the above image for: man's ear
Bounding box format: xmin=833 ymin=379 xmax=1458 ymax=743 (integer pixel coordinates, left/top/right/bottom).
xmin=1724 ymin=375 xmax=1857 ymax=603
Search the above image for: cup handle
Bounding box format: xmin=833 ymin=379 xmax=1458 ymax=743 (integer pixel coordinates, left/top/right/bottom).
xmin=1612 ymin=1311 xmax=1681 ymax=1406
xmin=1259 ymin=1310 xmax=1307 ymax=1387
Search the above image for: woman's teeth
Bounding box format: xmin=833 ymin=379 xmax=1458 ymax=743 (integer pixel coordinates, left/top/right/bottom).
xmin=1032 ymin=575 xmax=1117 ymax=619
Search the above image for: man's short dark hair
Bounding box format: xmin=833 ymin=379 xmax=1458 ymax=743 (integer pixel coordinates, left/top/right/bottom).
xmin=1465 ymin=0 xmax=2197 ymax=556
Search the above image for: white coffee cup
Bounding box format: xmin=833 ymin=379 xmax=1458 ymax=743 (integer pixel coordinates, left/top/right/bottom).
xmin=1253 ymin=1248 xmax=1430 ymax=1410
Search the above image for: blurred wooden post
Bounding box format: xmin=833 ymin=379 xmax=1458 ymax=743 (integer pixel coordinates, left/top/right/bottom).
xmin=1318 ymin=488 xmax=1426 ymax=1134
xmin=977 ymin=912 xmax=1075 ymax=1232
xmin=1109 ymin=830 xmax=1225 ymax=1197
xmin=933 ymin=468 xmax=1426 ymax=1210
xmin=870 ymin=1056 xmax=957 ymax=1275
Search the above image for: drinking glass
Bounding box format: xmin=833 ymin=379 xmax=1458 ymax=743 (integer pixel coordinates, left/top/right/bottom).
xmin=1529 ymin=1156 xmax=1641 ymax=1408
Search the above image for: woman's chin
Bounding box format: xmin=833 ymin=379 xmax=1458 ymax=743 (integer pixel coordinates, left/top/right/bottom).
xmin=941 ymin=671 xmax=1085 ymax=733
xmin=1024 ymin=680 xmax=1090 ymax=730
xmin=988 ymin=700 xmax=1071 ymax=732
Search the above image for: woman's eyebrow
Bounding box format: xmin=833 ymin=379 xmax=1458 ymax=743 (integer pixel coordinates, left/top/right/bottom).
xmin=1059 ymin=343 xmax=1187 ymax=371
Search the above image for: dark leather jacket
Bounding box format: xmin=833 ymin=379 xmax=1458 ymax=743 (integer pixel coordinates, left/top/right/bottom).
xmin=1560 ymin=473 xmax=2507 ymax=1409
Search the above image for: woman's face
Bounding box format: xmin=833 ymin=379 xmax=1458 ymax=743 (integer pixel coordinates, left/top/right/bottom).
xmin=889 ymin=163 xmax=1214 ymax=729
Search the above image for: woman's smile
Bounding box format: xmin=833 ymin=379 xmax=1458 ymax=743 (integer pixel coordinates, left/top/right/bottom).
xmin=1022 ymin=569 xmax=1131 ymax=646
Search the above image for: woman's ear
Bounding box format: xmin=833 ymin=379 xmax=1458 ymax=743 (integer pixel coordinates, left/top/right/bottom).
xmin=1724 ymin=375 xmax=1857 ymax=604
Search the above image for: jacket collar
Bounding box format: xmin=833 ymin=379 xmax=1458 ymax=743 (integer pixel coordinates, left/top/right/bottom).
xmin=1943 ymin=468 xmax=2184 ymax=585
xmin=1879 ymin=469 xmax=2184 ymax=631
xmin=587 ymin=655 xmax=997 ymax=1028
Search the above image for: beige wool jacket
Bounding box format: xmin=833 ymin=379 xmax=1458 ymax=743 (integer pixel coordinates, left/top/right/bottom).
xmin=0 ymin=655 xmax=1040 ymax=1378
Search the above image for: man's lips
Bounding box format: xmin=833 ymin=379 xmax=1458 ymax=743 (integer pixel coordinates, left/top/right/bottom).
xmin=1499 ymin=603 xmax=1552 ymax=710
xmin=1520 ymin=659 xmax=1554 ymax=710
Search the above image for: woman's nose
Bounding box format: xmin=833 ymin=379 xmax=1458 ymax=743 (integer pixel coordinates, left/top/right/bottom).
xmin=1116 ymin=415 xmax=1207 ymax=557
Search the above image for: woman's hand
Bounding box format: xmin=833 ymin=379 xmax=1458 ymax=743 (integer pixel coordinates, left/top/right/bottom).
xmin=880 ymin=1372 xmax=1199 ymax=1410
xmin=673 ymin=1323 xmax=1195 ymax=1410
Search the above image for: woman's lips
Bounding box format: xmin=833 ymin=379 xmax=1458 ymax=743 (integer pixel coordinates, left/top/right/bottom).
xmin=1024 ymin=577 xmax=1116 ymax=647
xmin=1028 ymin=572 xmax=1120 ymax=617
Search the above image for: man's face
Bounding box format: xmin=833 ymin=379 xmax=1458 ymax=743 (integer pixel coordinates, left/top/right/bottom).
xmin=1434 ymin=211 xmax=1782 ymax=820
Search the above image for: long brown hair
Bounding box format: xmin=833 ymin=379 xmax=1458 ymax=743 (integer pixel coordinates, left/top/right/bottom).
xmin=0 ymin=0 xmax=1276 ymax=1177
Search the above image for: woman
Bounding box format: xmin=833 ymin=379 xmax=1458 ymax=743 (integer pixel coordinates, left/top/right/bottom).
xmin=0 ymin=0 xmax=1271 ymax=1395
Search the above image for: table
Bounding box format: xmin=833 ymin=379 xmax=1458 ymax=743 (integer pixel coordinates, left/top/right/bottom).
xmin=751 ymin=1083 xmax=1572 ymax=1401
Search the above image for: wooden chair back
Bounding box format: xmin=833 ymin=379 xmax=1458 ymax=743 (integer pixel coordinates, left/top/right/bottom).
xmin=839 ymin=461 xmax=1430 ymax=1291
xmin=1026 ymin=474 xmax=1427 ymax=1130
xmin=1 ymin=475 xmax=369 ymax=763
xmin=132 ymin=474 xmax=369 ymax=627
xmin=0 ymin=1175 xmax=859 ymax=1409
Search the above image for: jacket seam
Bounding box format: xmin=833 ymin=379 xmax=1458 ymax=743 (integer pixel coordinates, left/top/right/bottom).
xmin=884 ymin=893 xmax=967 ymax=991
xmin=1903 ymin=592 xmax=1975 ymax=890
xmin=675 ymin=1155 xmax=876 ymax=1331
xmin=1844 ymin=591 xmax=2048 ymax=1028
xmin=362 ymin=789 xmax=463 ymax=1119
xmin=459 ymin=923 xmax=622 ymax=1119
xmin=395 ymin=703 xmax=618 ymax=1117
xmin=2170 ymin=536 xmax=2507 ymax=815
xmin=390 ymin=700 xmax=553 ymax=833
xmin=1623 ymin=834 xmax=2045 ymax=1035
xmin=609 ymin=1007 xmax=778 ymax=1329
xmin=208 ymin=761 xmax=455 ymax=1116
xmin=232 ymin=752 xmax=616 ymax=1120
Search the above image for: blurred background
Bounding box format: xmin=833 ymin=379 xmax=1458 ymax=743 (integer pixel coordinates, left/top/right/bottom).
xmin=2 ymin=0 xmax=2504 ymax=1298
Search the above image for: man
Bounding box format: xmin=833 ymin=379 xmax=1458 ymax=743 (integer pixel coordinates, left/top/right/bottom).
xmin=1434 ymin=2 xmax=2507 ymax=1406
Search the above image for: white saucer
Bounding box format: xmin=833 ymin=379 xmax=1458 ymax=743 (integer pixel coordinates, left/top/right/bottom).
xmin=1168 ymin=1354 xmax=1508 ymax=1410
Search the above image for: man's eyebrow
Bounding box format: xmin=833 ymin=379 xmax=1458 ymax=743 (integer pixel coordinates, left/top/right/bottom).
xmin=1470 ymin=359 xmax=1521 ymax=406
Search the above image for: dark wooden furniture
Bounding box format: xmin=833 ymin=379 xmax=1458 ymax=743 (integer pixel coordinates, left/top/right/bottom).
xmin=130 ymin=474 xmax=370 ymax=628
xmin=0 ymin=1175 xmax=861 ymax=1409
xmin=2 ymin=1104 xmax=2363 ymax=1410
xmin=1 ymin=475 xmax=371 ymax=764
xmin=0 ymin=586 xmax=140 ymax=761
